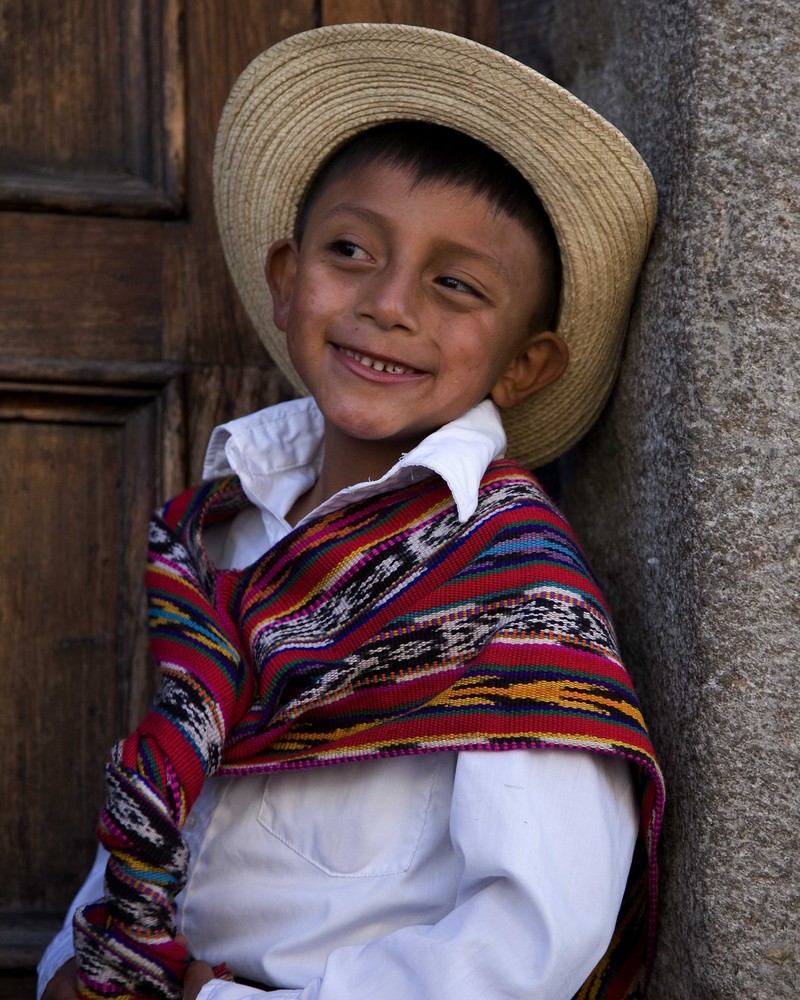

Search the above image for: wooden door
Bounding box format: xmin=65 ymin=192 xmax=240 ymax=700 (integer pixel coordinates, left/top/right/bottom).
xmin=0 ymin=1 xmax=496 ymax=994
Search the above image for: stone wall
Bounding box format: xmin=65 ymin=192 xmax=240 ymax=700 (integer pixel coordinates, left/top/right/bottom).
xmin=546 ymin=1 xmax=800 ymax=996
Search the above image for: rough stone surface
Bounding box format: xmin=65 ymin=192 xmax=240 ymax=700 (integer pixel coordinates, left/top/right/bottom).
xmin=548 ymin=1 xmax=800 ymax=997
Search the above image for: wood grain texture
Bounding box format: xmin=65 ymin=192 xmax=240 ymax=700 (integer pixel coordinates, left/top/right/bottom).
xmin=165 ymin=0 xmax=317 ymax=369
xmin=0 ymin=212 xmax=163 ymax=360
xmin=321 ymin=0 xmax=496 ymax=45
xmin=0 ymin=388 xmax=165 ymax=976
xmin=0 ymin=0 xmax=185 ymax=216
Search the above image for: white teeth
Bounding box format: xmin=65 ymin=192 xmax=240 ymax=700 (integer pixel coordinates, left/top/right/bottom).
xmin=341 ymin=347 xmax=414 ymax=375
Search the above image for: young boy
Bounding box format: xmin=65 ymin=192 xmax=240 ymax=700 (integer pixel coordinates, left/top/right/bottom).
xmin=39 ymin=23 xmax=664 ymax=1000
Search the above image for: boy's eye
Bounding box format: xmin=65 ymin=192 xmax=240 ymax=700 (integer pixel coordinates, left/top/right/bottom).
xmin=329 ymin=240 xmax=371 ymax=261
xmin=437 ymin=275 xmax=483 ymax=299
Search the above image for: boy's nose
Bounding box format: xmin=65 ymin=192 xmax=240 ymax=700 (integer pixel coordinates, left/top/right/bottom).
xmin=357 ymin=265 xmax=418 ymax=332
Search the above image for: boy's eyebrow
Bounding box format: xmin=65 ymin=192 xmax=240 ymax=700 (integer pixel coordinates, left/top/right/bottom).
xmin=324 ymin=203 xmax=512 ymax=278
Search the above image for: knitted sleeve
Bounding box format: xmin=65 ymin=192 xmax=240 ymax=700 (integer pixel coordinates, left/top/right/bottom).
xmin=72 ymin=512 xmax=251 ymax=1000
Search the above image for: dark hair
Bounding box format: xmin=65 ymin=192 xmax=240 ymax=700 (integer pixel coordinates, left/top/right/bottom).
xmin=294 ymin=121 xmax=561 ymax=333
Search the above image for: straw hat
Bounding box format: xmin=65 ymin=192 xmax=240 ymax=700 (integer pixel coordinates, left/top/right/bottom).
xmin=213 ymin=23 xmax=657 ymax=468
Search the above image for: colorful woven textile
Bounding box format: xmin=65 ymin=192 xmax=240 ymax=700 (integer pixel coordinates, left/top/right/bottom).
xmin=73 ymin=459 xmax=664 ymax=999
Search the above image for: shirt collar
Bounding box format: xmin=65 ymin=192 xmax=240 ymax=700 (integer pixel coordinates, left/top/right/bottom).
xmin=203 ymin=396 xmax=506 ymax=524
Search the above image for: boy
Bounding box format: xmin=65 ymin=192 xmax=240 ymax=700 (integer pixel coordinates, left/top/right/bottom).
xmin=39 ymin=23 xmax=664 ymax=1000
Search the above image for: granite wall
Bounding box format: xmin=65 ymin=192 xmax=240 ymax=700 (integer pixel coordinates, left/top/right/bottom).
xmin=546 ymin=1 xmax=800 ymax=996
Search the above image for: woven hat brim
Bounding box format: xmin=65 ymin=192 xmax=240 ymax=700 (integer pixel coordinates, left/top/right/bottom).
xmin=213 ymin=23 xmax=657 ymax=468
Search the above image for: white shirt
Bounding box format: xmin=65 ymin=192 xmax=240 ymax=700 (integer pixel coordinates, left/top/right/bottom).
xmin=38 ymin=398 xmax=637 ymax=1000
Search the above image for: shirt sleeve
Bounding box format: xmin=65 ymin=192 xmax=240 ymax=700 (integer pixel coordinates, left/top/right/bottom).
xmin=36 ymin=845 xmax=108 ymax=999
xmin=197 ymin=748 xmax=638 ymax=1000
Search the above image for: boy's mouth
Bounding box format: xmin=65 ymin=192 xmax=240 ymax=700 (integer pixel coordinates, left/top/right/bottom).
xmin=338 ymin=346 xmax=422 ymax=376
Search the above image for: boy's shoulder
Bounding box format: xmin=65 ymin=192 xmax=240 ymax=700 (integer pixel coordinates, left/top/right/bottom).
xmin=478 ymin=459 xmax=568 ymax=528
xmin=475 ymin=458 xmax=601 ymax=580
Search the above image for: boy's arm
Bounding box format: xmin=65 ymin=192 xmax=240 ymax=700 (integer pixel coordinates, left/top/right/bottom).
xmin=37 ymin=847 xmax=108 ymax=999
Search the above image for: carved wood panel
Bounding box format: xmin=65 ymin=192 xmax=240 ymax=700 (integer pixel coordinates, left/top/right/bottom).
xmin=0 ymin=0 xmax=185 ymax=216
xmin=0 ymin=379 xmax=165 ymax=974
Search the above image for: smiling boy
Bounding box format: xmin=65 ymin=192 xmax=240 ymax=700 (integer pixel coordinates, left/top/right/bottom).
xmin=39 ymin=23 xmax=664 ymax=1000
xmin=267 ymin=126 xmax=568 ymax=519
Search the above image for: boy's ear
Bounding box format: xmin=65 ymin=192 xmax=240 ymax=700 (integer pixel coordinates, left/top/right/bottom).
xmin=264 ymin=238 xmax=299 ymax=331
xmin=490 ymin=331 xmax=569 ymax=410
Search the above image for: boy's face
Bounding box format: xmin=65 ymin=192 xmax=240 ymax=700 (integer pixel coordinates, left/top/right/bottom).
xmin=266 ymin=160 xmax=567 ymax=461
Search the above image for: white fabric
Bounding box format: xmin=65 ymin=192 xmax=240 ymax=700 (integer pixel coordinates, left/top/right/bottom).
xmin=37 ymin=398 xmax=637 ymax=1000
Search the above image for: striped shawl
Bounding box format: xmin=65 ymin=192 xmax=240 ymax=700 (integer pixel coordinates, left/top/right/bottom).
xmin=73 ymin=459 xmax=664 ymax=999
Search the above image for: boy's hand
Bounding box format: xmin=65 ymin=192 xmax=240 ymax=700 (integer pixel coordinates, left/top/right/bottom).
xmin=41 ymin=958 xmax=78 ymax=999
xmin=183 ymin=959 xmax=215 ymax=1000
xmin=40 ymin=947 xmax=217 ymax=1000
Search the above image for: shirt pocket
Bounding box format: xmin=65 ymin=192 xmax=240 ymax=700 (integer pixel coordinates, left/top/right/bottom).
xmin=257 ymin=754 xmax=444 ymax=877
